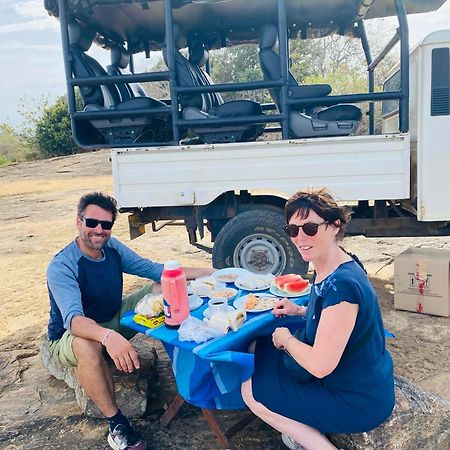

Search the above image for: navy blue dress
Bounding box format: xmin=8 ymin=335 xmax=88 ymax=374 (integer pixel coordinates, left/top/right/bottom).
xmin=252 ymin=260 xmax=395 ymax=433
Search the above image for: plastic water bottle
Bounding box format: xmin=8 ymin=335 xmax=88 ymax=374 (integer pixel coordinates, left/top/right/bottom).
xmin=161 ymin=260 xmax=189 ymax=328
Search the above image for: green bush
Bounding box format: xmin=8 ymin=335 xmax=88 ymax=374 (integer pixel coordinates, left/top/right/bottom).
xmin=0 ymin=154 xmax=9 ymax=166
xmin=34 ymin=96 xmax=78 ymax=157
xmin=19 ymin=91 xmax=83 ymax=159
xmin=0 ymin=123 xmax=35 ymax=163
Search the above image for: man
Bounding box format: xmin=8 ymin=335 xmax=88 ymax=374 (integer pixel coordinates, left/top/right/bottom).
xmin=46 ymin=192 xmax=214 ymax=450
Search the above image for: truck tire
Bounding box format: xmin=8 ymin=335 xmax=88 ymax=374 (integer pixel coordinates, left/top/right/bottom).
xmin=212 ymin=209 xmax=308 ymax=276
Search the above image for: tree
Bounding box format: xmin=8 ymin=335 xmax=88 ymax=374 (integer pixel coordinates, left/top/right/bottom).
xmin=0 ymin=124 xmax=34 ymax=165
xmin=19 ymin=91 xmax=83 ymax=158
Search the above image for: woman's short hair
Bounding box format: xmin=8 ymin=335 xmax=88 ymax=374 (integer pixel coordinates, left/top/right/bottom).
xmin=77 ymin=192 xmax=118 ymax=223
xmin=285 ymin=188 xmax=351 ymax=240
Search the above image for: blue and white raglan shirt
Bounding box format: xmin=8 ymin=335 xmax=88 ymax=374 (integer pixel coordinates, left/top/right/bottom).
xmin=46 ymin=236 xmax=164 ymax=341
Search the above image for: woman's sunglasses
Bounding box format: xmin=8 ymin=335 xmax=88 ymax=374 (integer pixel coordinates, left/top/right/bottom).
xmin=284 ymin=221 xmax=327 ymax=238
xmin=82 ymin=217 xmax=114 ymax=230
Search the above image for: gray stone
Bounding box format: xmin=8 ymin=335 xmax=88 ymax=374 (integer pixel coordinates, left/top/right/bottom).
xmin=39 ymin=334 xmax=158 ymax=418
xmin=329 ymin=375 xmax=450 ymax=450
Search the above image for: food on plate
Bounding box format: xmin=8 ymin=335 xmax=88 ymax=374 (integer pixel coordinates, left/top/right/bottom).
xmin=189 ymin=277 xmax=225 ymax=296
xmin=215 ymin=273 xmax=241 ymax=283
xmin=204 ymin=308 xmax=247 ymax=333
xmin=227 ymin=309 xmax=247 ymax=331
xmin=205 ymin=313 xmax=230 ymax=334
xmin=274 ymin=274 xmax=309 ymax=294
xmin=283 ymin=279 xmax=310 ymax=295
xmin=274 ymin=274 xmax=303 ymax=289
xmin=194 ymin=276 xmax=217 ymax=287
xmin=210 ymin=288 xmax=237 ymax=299
xmin=244 ymin=294 xmax=260 ymax=310
xmin=235 ymin=273 xmax=274 ymax=290
xmin=189 ymin=282 xmax=212 ymax=296
xmin=134 ymin=294 xmax=164 ymax=317
xmin=244 ymin=293 xmax=276 ymax=311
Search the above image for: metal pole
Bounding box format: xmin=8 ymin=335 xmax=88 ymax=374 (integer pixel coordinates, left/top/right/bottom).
xmin=394 ymin=0 xmax=409 ymax=133
xmin=164 ymin=0 xmax=180 ymax=143
xmin=358 ymin=21 xmax=375 ymax=135
xmin=277 ymin=0 xmax=289 ymax=139
xmin=57 ymin=0 xmax=76 ymax=116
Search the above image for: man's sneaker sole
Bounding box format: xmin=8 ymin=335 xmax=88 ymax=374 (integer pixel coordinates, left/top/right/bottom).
xmin=108 ymin=432 xmax=147 ymax=450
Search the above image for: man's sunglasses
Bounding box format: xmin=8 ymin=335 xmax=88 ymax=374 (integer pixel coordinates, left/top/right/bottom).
xmin=82 ymin=217 xmax=114 ymax=230
xmin=284 ymin=221 xmax=327 ymax=238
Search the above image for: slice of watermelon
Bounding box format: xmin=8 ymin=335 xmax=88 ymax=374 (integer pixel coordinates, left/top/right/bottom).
xmin=274 ymin=274 xmax=303 ymax=289
xmin=283 ymin=279 xmax=310 ymax=295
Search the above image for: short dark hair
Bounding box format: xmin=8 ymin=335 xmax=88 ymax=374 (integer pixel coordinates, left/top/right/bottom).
xmin=285 ymin=188 xmax=351 ymax=240
xmin=77 ymin=192 xmax=118 ymax=223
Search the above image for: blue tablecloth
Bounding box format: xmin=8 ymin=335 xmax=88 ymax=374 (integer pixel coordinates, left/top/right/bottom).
xmin=121 ymin=290 xmax=310 ymax=410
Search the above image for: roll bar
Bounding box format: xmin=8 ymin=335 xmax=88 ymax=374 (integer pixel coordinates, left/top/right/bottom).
xmin=57 ymin=0 xmax=410 ymax=148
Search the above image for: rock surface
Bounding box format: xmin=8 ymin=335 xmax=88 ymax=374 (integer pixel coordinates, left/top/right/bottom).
xmin=39 ymin=333 xmax=158 ymax=418
xmin=330 ymin=375 xmax=450 ymax=450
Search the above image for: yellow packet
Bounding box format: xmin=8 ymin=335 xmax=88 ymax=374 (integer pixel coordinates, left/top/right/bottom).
xmin=134 ymin=314 xmax=165 ymax=329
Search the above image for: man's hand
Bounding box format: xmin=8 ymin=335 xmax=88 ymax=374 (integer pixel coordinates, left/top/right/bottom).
xmin=184 ymin=267 xmax=216 ymax=280
xmin=103 ymin=331 xmax=140 ymax=373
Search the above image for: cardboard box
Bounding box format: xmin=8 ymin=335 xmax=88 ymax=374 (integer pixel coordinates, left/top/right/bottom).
xmin=394 ymin=247 xmax=450 ymax=317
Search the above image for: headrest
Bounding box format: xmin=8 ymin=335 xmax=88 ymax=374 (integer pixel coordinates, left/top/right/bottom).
xmin=68 ymin=22 xmax=95 ymax=51
xmin=110 ymin=46 xmax=129 ymax=69
xmin=259 ymin=24 xmax=278 ymax=51
xmin=189 ymin=42 xmax=209 ymax=67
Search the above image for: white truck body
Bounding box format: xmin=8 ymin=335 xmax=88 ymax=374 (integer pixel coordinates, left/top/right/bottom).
xmin=112 ymin=133 xmax=410 ymax=209
xmin=382 ymin=30 xmax=450 ymax=222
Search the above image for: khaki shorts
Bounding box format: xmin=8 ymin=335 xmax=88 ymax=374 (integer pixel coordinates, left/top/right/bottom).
xmin=48 ymin=283 xmax=155 ymax=368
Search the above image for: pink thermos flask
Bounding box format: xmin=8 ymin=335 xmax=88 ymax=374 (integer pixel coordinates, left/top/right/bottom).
xmin=161 ymin=260 xmax=189 ymax=328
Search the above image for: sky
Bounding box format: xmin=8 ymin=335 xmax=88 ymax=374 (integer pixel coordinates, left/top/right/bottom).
xmin=1 ymin=0 xmax=450 ymax=127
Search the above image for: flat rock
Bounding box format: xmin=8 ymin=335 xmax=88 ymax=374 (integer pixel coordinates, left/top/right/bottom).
xmin=39 ymin=333 xmax=158 ymax=418
xmin=330 ymin=375 xmax=450 ymax=449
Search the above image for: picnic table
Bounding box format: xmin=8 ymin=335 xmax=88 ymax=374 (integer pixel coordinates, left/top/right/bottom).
xmin=120 ymin=288 xmax=309 ymax=448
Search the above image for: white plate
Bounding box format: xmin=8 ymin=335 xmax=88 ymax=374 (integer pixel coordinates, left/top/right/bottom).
xmin=233 ymin=293 xmax=279 ymax=312
xmin=212 ymin=268 xmax=250 ymax=284
xmin=208 ymin=287 xmax=238 ymax=300
xmin=188 ymin=294 xmax=203 ymax=311
xmin=234 ymin=273 xmax=275 ymax=291
xmin=203 ymin=305 xmax=236 ymax=319
xmin=187 ymin=281 xmax=226 ymax=297
xmin=269 ymin=284 xmax=311 ymax=298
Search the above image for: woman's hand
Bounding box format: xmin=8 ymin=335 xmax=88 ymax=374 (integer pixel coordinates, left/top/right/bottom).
xmin=273 ymin=298 xmax=306 ymax=317
xmin=272 ymin=327 xmax=292 ymax=350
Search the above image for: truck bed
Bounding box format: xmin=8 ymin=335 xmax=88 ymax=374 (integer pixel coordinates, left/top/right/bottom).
xmin=111 ymin=133 xmax=410 ymax=209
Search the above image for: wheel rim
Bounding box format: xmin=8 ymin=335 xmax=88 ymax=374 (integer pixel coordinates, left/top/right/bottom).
xmin=233 ymin=233 xmax=287 ymax=275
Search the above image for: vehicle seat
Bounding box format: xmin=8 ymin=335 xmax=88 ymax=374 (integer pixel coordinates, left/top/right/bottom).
xmin=106 ymin=45 xmax=147 ymax=100
xmin=68 ymin=22 xmax=171 ymax=146
xmin=163 ymin=27 xmax=265 ymax=144
xmin=258 ymin=24 xmax=362 ymax=138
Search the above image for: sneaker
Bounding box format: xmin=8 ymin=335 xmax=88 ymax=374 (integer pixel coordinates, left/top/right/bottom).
xmin=108 ymin=424 xmax=147 ymax=450
xmin=281 ymin=433 xmax=306 ymax=450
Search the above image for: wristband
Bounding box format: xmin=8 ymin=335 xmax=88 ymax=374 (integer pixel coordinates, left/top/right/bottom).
xmin=101 ymin=329 xmax=114 ymax=346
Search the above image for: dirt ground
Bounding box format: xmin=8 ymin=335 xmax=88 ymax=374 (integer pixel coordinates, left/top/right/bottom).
xmin=0 ymin=150 xmax=449 ymax=449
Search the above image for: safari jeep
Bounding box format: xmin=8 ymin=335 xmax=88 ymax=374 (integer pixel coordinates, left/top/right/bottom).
xmin=46 ymin=0 xmax=450 ymax=275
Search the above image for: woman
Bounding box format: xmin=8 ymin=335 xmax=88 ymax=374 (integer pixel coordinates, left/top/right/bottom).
xmin=241 ymin=189 xmax=395 ymax=450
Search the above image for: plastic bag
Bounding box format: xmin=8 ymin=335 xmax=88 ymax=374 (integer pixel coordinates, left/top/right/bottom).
xmin=178 ymin=315 xmax=225 ymax=343
xmin=134 ymin=293 xmax=164 ymax=317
